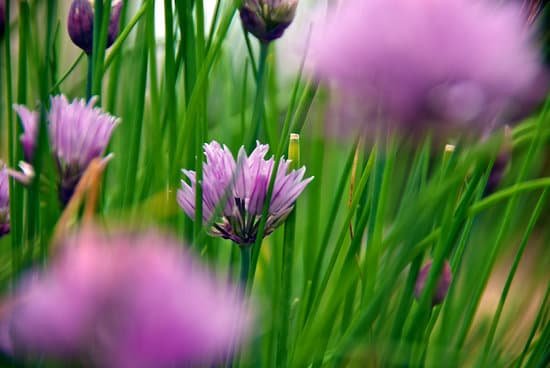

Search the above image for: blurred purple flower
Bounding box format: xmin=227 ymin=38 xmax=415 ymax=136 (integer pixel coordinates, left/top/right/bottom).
xmin=14 ymin=95 xmax=119 ymax=204
xmin=0 ymin=167 xmax=9 ymax=238
xmin=240 ymin=0 xmax=298 ymax=43
xmin=1 ymin=228 xmax=251 ymax=367
xmin=68 ymin=0 xmax=123 ymax=54
xmin=178 ymin=141 xmax=313 ymax=246
xmin=310 ymin=0 xmax=547 ymax=136
xmin=414 ymin=260 xmax=453 ymax=306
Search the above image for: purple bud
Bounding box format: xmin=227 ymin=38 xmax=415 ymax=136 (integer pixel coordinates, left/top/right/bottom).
xmin=240 ymin=0 xmax=298 ymax=43
xmin=67 ymin=0 xmax=123 ymax=54
xmin=414 ymin=260 xmax=452 ymax=306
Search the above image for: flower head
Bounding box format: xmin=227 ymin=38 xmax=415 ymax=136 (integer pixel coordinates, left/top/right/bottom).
xmin=178 ymin=141 xmax=313 ymax=246
xmin=68 ymin=0 xmax=123 ymax=54
xmin=240 ymin=0 xmax=298 ymax=43
xmin=1 ymin=228 xmax=251 ymax=367
xmin=14 ymin=95 xmax=119 ymax=205
xmin=310 ymin=0 xmax=547 ymax=136
xmin=0 ymin=167 xmax=9 ymax=238
xmin=414 ymin=260 xmax=452 ymax=306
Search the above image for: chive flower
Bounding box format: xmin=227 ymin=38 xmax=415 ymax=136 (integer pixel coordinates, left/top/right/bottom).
xmin=14 ymin=95 xmax=120 ymax=205
xmin=414 ymin=260 xmax=453 ymax=306
xmin=310 ymin=0 xmax=547 ymax=136
xmin=67 ymin=0 xmax=123 ymax=54
xmin=177 ymin=141 xmax=313 ymax=246
xmin=240 ymin=0 xmax=298 ymax=43
xmin=0 ymin=167 xmax=9 ymax=238
xmin=1 ymin=228 xmax=252 ymax=367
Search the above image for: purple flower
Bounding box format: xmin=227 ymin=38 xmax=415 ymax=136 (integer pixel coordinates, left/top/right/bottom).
xmin=0 ymin=167 xmax=9 ymax=238
xmin=240 ymin=0 xmax=298 ymax=43
xmin=14 ymin=95 xmax=119 ymax=204
xmin=310 ymin=0 xmax=547 ymax=136
xmin=1 ymin=228 xmax=252 ymax=367
xmin=414 ymin=260 xmax=453 ymax=306
xmin=178 ymin=141 xmax=313 ymax=246
xmin=68 ymin=0 xmax=123 ymax=54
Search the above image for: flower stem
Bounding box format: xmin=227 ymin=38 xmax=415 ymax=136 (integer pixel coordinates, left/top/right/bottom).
xmin=239 ymin=246 xmax=251 ymax=289
xmin=480 ymin=188 xmax=549 ymax=363
xmin=246 ymin=42 xmax=269 ymax=150
xmin=86 ymin=54 xmax=93 ymax=101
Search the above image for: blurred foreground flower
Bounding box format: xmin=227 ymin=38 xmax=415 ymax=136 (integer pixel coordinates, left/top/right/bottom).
xmin=0 ymin=228 xmax=251 ymax=367
xmin=414 ymin=260 xmax=453 ymax=306
xmin=0 ymin=167 xmax=9 ymax=237
xmin=310 ymin=0 xmax=547 ymax=137
xmin=178 ymin=141 xmax=313 ymax=246
xmin=68 ymin=0 xmax=123 ymax=54
xmin=14 ymin=95 xmax=119 ymax=205
xmin=240 ymin=0 xmax=298 ymax=43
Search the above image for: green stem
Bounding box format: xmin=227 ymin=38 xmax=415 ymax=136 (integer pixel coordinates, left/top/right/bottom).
xmin=469 ymin=177 xmax=550 ymax=214
xmin=246 ymin=42 xmax=269 ymax=150
xmin=50 ymin=52 xmax=84 ymax=94
xmin=104 ymin=0 xmax=151 ymax=71
xmin=514 ymin=284 xmax=549 ymax=368
xmin=91 ymin=0 xmax=113 ymax=100
xmin=277 ymin=210 xmax=296 ymax=366
xmin=239 ymin=246 xmax=251 ymax=288
xmin=452 ymin=98 xmax=550 ymax=351
xmin=5 ymin=0 xmax=20 ymax=282
xmin=480 ymin=188 xmax=549 ymax=364
xmin=86 ymin=54 xmax=93 ymax=101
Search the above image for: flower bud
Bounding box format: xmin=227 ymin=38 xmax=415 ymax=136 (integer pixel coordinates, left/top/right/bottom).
xmin=239 ymin=0 xmax=298 ymax=43
xmin=67 ymin=0 xmax=123 ymax=54
xmin=288 ymin=133 xmax=300 ymax=170
xmin=414 ymin=260 xmax=452 ymax=306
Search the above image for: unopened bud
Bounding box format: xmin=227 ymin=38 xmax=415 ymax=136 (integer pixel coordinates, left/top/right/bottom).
xmin=288 ymin=133 xmax=300 ymax=170
xmin=67 ymin=0 xmax=123 ymax=54
xmin=414 ymin=260 xmax=452 ymax=306
xmin=240 ymin=0 xmax=298 ymax=43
